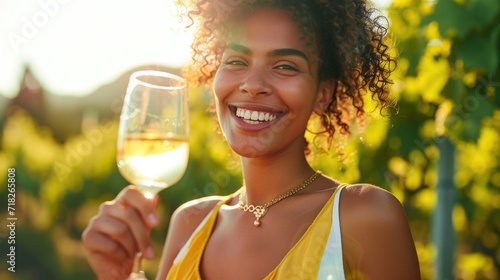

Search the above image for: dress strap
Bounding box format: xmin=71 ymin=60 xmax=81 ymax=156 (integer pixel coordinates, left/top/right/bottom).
xmin=317 ymin=184 xmax=347 ymax=280
xmin=172 ymin=195 xmax=234 ymax=265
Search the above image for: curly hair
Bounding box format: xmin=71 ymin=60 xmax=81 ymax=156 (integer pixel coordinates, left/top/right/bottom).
xmin=176 ymin=0 xmax=396 ymax=153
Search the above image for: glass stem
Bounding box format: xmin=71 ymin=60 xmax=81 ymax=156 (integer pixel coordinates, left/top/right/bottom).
xmin=127 ymin=252 xmax=147 ymax=279
xmin=133 ymin=252 xmax=144 ymax=273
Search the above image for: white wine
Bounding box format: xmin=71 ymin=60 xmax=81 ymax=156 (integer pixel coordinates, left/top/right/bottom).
xmin=117 ymin=134 xmax=189 ymax=199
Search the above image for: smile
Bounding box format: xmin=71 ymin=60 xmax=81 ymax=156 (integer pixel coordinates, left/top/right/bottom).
xmin=236 ymin=107 xmax=278 ymax=124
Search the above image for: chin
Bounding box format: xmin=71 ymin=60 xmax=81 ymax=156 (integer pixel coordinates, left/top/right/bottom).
xmin=226 ymin=136 xmax=272 ymax=158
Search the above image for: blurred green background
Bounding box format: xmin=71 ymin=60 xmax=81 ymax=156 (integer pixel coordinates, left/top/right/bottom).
xmin=0 ymin=0 xmax=499 ymax=279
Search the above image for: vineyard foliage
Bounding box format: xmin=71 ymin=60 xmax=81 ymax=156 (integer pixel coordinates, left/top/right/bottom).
xmin=0 ymin=0 xmax=498 ymax=279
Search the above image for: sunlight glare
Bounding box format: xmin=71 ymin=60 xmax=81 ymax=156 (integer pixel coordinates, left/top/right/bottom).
xmin=0 ymin=0 xmax=193 ymax=97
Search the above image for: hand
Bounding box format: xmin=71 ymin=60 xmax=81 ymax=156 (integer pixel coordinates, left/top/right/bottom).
xmin=82 ymin=186 xmax=159 ymax=280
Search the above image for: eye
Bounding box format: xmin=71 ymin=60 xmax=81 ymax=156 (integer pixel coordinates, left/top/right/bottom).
xmin=273 ymin=63 xmax=301 ymax=75
xmin=274 ymin=64 xmax=299 ymax=72
xmin=224 ymin=58 xmax=247 ymax=67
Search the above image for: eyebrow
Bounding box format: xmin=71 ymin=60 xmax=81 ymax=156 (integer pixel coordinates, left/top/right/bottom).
xmin=227 ymin=43 xmax=309 ymax=62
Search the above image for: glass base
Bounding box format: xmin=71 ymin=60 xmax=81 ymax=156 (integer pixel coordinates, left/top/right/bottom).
xmin=126 ymin=271 xmax=147 ymax=280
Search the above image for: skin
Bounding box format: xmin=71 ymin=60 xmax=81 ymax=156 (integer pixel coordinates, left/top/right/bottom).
xmin=82 ymin=8 xmax=420 ymax=280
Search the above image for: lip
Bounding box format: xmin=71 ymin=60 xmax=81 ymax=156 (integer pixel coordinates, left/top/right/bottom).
xmin=228 ymin=103 xmax=286 ymax=131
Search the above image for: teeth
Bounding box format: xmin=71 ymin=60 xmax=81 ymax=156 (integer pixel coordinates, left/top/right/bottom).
xmin=258 ymin=112 xmax=265 ymax=121
xmin=251 ymin=111 xmax=259 ymax=120
xmin=236 ymin=107 xmax=278 ymax=123
xmin=244 ymin=110 xmax=251 ymax=119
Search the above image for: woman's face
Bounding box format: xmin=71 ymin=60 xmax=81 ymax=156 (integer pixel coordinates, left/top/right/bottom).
xmin=213 ymin=8 xmax=329 ymax=158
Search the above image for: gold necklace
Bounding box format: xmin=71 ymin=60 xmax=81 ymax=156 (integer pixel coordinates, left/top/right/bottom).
xmin=238 ymin=171 xmax=320 ymax=227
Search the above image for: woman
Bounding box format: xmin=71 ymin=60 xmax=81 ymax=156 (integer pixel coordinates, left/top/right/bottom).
xmin=82 ymin=0 xmax=420 ymax=279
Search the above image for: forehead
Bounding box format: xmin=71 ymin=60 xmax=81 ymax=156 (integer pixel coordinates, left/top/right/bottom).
xmin=225 ymin=8 xmax=306 ymax=51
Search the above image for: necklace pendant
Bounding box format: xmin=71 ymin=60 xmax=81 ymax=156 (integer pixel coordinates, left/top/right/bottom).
xmin=238 ymin=171 xmax=320 ymax=227
xmin=253 ymin=206 xmax=265 ymax=227
xmin=254 ymin=219 xmax=261 ymax=227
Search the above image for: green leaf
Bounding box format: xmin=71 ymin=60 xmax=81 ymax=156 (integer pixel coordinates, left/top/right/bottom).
xmin=495 ymin=76 xmax=500 ymax=106
xmin=441 ymin=75 xmax=466 ymax=105
xmin=451 ymin=88 xmax=496 ymax=141
xmin=399 ymin=36 xmax=427 ymax=77
xmin=454 ymin=33 xmax=498 ymax=75
xmin=422 ymin=0 xmax=500 ymax=39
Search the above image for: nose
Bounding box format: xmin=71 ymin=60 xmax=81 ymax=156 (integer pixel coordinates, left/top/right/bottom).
xmin=239 ymin=67 xmax=271 ymax=96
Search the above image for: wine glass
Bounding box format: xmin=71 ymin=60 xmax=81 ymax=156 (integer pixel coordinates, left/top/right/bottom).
xmin=116 ymin=70 xmax=189 ymax=279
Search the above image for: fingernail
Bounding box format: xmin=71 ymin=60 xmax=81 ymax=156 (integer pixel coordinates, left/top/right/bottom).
xmin=147 ymin=213 xmax=158 ymax=226
xmin=144 ymin=246 xmax=154 ymax=259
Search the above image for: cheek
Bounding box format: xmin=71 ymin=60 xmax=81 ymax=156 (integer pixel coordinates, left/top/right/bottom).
xmin=281 ymin=82 xmax=316 ymax=111
xmin=213 ymin=70 xmax=223 ymax=100
xmin=213 ymin=70 xmax=232 ymax=129
xmin=213 ymin=69 xmax=235 ymax=102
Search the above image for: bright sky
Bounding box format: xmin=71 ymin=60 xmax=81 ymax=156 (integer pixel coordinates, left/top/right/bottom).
xmin=0 ymin=0 xmax=390 ymax=98
xmin=0 ymin=0 xmax=192 ymax=97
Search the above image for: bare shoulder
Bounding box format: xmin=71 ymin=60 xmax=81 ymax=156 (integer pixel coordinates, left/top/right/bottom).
xmin=340 ymin=184 xmax=421 ymax=279
xmin=340 ymin=183 xmax=406 ymax=223
xmin=339 ymin=183 xmax=411 ymax=243
xmin=168 ymin=194 xmax=233 ymax=246
xmin=156 ymin=194 xmax=233 ymax=280
xmin=171 ymin=195 xmax=229 ymax=227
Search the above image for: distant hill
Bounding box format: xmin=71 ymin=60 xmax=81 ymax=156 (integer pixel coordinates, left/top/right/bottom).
xmin=0 ymin=94 xmax=8 ymax=129
xmin=0 ymin=94 xmax=7 ymax=112
xmin=4 ymin=65 xmax=181 ymax=142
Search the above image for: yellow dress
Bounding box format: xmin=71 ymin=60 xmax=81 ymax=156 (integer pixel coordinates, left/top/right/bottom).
xmin=166 ymin=185 xmax=346 ymax=280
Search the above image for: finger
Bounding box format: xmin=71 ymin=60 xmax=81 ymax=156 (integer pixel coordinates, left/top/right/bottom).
xmin=117 ymin=186 xmax=159 ymax=227
xmin=85 ymin=213 xmax=138 ymax=258
xmin=86 ymin=251 xmax=133 ymax=280
xmin=82 ymin=223 xmax=130 ymax=260
xmin=103 ymin=201 xmax=155 ymax=259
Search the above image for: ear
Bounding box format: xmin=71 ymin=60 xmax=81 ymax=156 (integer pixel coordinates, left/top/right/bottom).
xmin=313 ymin=80 xmax=334 ymax=114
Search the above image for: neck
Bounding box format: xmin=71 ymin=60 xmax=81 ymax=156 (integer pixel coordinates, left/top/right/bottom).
xmin=240 ymin=150 xmax=315 ymax=205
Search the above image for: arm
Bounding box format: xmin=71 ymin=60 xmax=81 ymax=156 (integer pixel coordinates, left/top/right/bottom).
xmin=341 ymin=185 xmax=420 ymax=280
